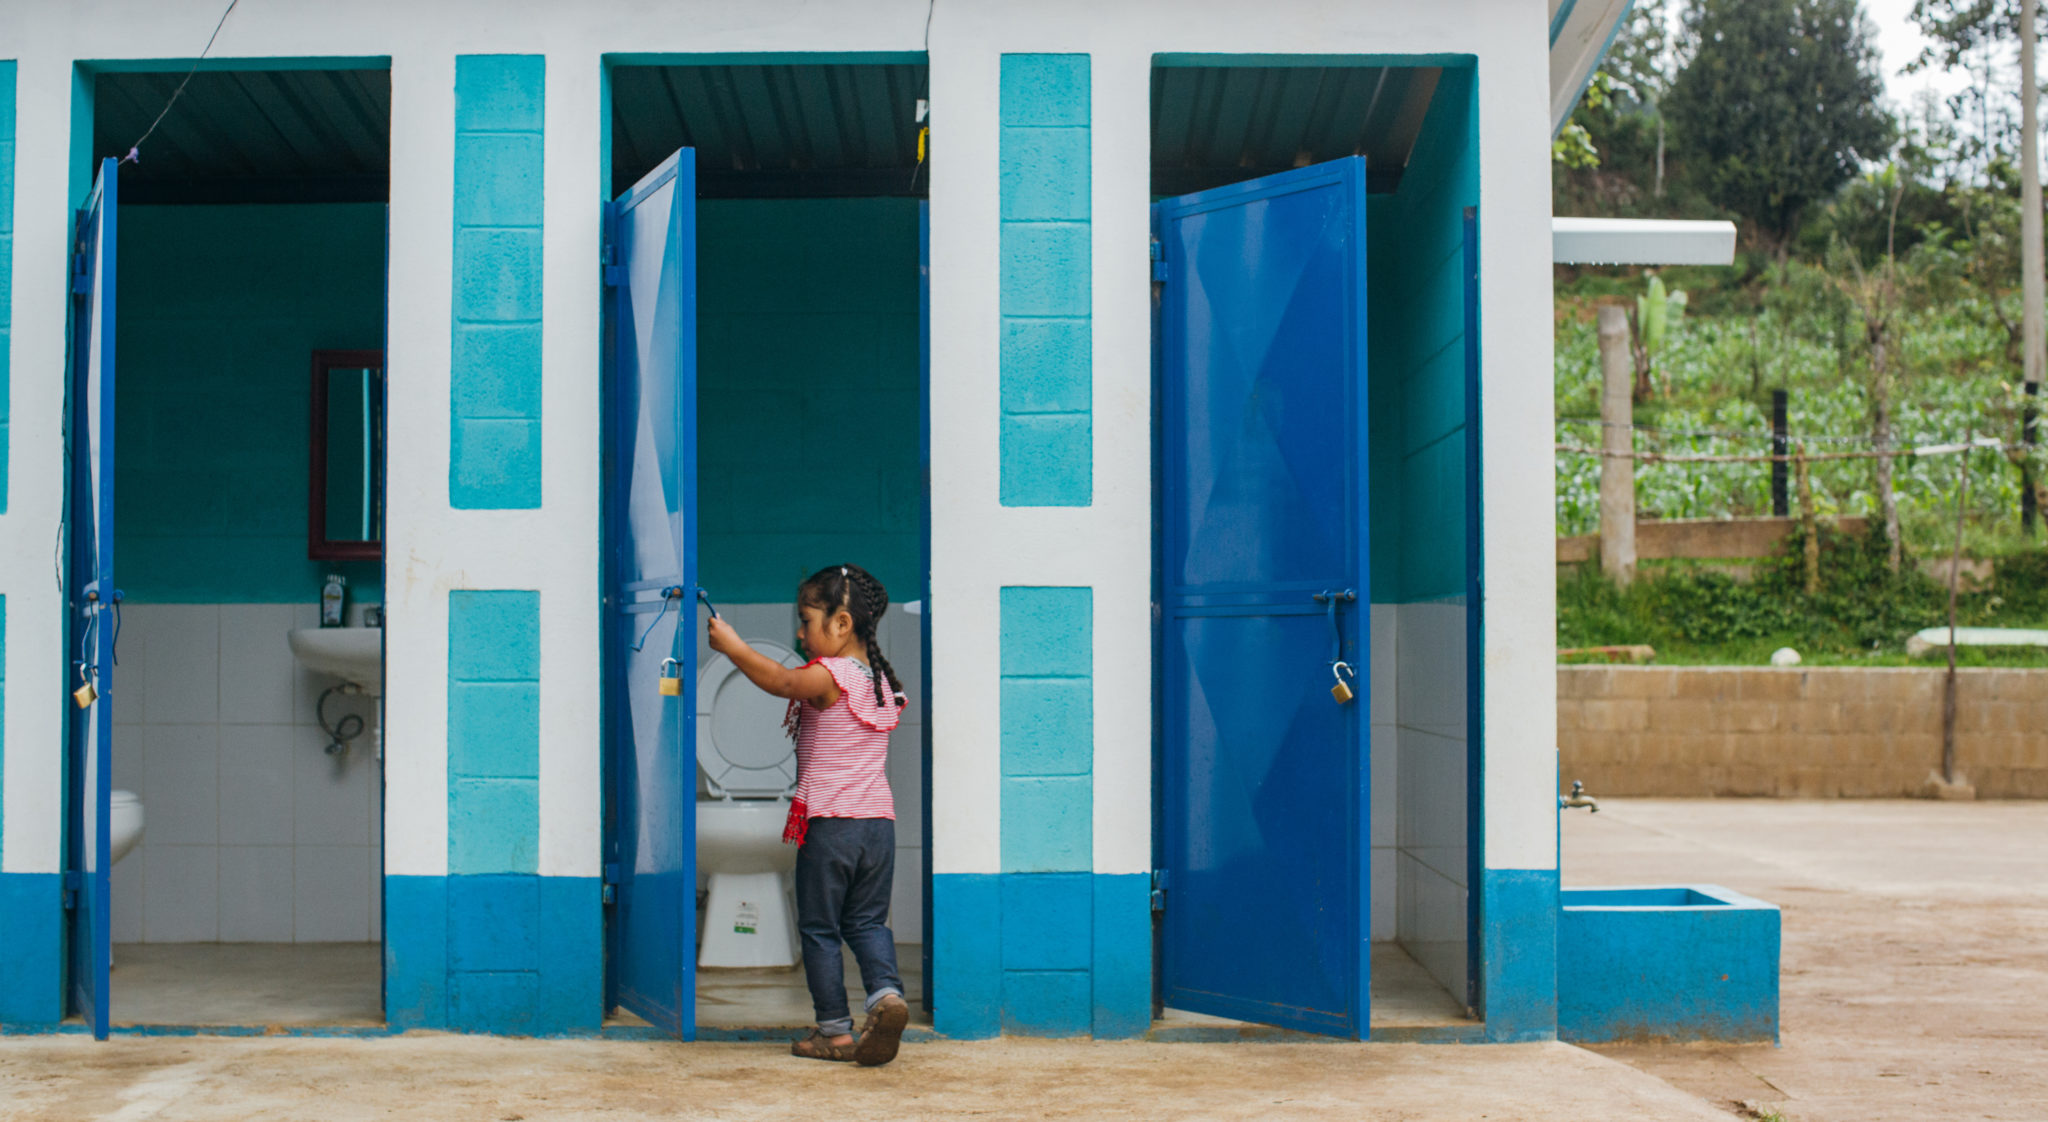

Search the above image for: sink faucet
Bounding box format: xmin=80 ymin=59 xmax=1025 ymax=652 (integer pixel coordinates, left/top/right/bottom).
xmin=1559 ymin=779 xmax=1598 ymax=813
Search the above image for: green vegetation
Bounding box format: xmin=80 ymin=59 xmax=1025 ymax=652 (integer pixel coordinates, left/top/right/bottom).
xmin=1558 ymin=524 xmax=2048 ymax=665
xmin=1551 ymin=0 xmax=2048 ymax=665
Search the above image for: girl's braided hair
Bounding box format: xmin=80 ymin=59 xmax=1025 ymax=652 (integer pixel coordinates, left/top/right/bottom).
xmin=797 ymin=563 xmax=905 ymax=709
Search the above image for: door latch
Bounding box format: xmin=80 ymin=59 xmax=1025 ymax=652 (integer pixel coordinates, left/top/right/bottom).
xmin=1149 ymin=869 xmax=1170 ymax=913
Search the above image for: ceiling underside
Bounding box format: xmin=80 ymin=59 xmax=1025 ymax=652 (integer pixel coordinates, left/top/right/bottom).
xmin=612 ymin=63 xmax=930 ymax=199
xmin=91 ymin=61 xmax=1439 ymax=206
xmin=94 ymin=69 xmax=390 ymax=204
xmin=1151 ymin=66 xmax=1441 ymax=196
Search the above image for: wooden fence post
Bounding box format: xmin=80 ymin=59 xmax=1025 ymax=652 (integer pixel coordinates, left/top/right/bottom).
xmin=1597 ymin=304 xmax=1636 ymax=586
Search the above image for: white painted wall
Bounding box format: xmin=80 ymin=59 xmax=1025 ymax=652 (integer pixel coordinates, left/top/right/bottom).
xmin=0 ymin=0 xmax=1559 ymax=894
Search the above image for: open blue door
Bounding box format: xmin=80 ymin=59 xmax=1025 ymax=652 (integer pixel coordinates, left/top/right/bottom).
xmin=1154 ymin=158 xmax=1370 ymax=1037
xmin=604 ymin=149 xmax=698 ymax=1038
xmin=67 ymin=158 xmax=120 ymax=1041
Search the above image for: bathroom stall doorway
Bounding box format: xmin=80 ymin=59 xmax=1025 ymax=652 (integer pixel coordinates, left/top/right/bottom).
xmin=63 ymin=63 xmax=392 ymax=1039
xmin=600 ymin=57 xmax=932 ymax=1040
xmin=1149 ymin=58 xmax=1481 ymax=1039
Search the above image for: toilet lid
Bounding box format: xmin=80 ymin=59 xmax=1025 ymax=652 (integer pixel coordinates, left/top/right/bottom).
xmin=696 ymin=641 xmax=802 ymax=798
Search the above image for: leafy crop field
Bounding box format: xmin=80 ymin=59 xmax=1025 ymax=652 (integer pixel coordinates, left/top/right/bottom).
xmin=1553 ymin=269 xmax=2048 ymax=665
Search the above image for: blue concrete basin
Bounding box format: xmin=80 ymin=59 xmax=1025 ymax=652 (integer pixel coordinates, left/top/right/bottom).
xmin=1558 ymin=883 xmax=1780 ymax=1044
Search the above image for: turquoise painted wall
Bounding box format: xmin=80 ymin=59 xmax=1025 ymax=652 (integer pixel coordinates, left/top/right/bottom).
xmin=696 ymin=198 xmax=923 ymax=603
xmin=114 ymin=204 xmax=384 ymax=603
xmin=1368 ymin=67 xmax=1477 ymax=605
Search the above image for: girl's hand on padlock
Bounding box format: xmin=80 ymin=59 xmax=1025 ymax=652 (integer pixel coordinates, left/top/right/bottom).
xmin=707 ymin=614 xmax=742 ymax=657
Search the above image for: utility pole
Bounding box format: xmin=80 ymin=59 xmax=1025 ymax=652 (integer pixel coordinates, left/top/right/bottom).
xmin=2023 ymin=0 xmax=2043 ymax=532
xmin=1597 ymin=305 xmax=1637 ymax=586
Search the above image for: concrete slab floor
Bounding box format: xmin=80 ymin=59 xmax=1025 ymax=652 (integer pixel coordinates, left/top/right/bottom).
xmin=0 ymin=1036 xmax=1727 ymax=1121
xmin=107 ymin=944 xmax=382 ymax=1028
xmin=1565 ymin=798 xmax=2048 ymax=1122
xmin=1161 ymin=942 xmax=1471 ymax=1031
xmin=691 ymin=943 xmax=927 ymax=1029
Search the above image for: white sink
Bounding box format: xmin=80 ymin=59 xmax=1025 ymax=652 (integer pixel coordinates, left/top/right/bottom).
xmin=288 ymin=627 xmax=383 ymax=694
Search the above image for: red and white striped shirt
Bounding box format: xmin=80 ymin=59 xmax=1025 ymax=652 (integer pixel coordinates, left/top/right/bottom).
xmin=788 ymin=656 xmax=899 ymax=825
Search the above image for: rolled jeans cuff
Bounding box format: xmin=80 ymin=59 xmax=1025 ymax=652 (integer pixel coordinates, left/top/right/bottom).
xmin=819 ymin=1017 xmax=855 ymax=1037
xmin=863 ymin=986 xmax=903 ymax=1012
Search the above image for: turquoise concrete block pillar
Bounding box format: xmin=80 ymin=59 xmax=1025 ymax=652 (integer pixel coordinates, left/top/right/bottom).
xmin=933 ymin=588 xmax=1148 ymax=1038
xmin=450 ymin=55 xmax=545 ymax=509
xmin=997 ymin=54 xmax=1091 ymax=507
xmin=387 ymin=591 xmax=600 ymax=1034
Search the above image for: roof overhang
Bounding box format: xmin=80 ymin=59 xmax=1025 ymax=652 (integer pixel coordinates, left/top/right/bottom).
xmin=1549 ymin=0 xmax=1634 ymax=135
xmin=1552 ymin=217 xmax=1738 ymax=265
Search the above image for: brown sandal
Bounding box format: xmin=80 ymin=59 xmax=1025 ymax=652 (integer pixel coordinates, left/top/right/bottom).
xmin=853 ymin=994 xmax=910 ymax=1067
xmin=790 ymin=1028 xmax=857 ymax=1062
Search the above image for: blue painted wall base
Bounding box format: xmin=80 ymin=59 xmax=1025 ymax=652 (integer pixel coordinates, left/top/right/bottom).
xmin=1559 ymin=884 xmax=1780 ymax=1044
xmin=0 ymin=874 xmax=63 ymax=1027
xmin=386 ymin=874 xmax=601 ymax=1035
xmin=932 ymin=873 xmax=1149 ymax=1039
xmin=1480 ymin=868 xmax=1559 ymax=1042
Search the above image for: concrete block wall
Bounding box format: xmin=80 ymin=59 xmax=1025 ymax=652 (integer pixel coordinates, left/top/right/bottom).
xmin=449 ymin=55 xmax=545 ymax=511
xmin=1559 ymin=667 xmax=2048 ymax=798
xmin=0 ymin=1 xmax=1563 ymax=1042
xmin=996 ymin=54 xmax=1092 ymax=508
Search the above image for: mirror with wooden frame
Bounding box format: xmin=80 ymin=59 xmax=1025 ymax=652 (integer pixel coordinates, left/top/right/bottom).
xmin=309 ymin=349 xmax=385 ymax=561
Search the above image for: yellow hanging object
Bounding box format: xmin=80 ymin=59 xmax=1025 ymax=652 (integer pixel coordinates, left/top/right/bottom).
xmin=658 ymin=657 xmax=683 ymax=697
xmin=917 ymin=125 xmax=929 ymax=164
xmin=74 ymin=666 xmax=98 ymax=709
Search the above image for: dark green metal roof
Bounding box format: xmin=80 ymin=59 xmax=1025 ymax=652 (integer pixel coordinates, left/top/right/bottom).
xmin=94 ymin=68 xmax=390 ymax=204
xmin=611 ymin=62 xmax=930 ymax=199
xmin=1151 ymin=65 xmax=1441 ymax=195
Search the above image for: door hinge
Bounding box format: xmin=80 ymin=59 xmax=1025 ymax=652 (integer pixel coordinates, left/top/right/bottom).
xmin=601 ymin=244 xmax=621 ymax=288
xmin=62 ymin=870 xmax=81 ymax=911
xmin=601 ymin=862 xmax=620 ymax=905
xmin=71 ymin=253 xmax=91 ymax=295
xmin=1149 ymin=240 xmax=1168 ymax=283
xmin=1149 ymin=869 xmax=1169 ymax=913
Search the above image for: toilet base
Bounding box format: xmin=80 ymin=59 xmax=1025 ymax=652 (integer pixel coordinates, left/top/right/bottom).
xmin=698 ymin=871 xmax=800 ymax=969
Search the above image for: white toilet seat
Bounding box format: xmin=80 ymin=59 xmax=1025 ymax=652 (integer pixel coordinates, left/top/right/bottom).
xmin=696 ymin=641 xmax=802 ymax=799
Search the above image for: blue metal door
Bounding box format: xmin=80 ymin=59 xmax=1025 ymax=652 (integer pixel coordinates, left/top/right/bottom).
xmin=604 ymin=149 xmax=698 ymax=1038
xmin=67 ymin=158 xmax=120 ymax=1041
xmin=1155 ymin=159 xmax=1370 ymax=1037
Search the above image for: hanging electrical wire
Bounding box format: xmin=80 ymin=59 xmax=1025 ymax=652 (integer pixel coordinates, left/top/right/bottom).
xmin=909 ymin=0 xmax=935 ymax=191
xmin=119 ymin=0 xmax=243 ymax=165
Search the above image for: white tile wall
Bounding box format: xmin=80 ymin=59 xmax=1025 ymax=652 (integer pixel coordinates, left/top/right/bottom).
xmin=1389 ymin=600 xmax=1471 ymax=999
xmin=1369 ymin=603 xmax=1397 ymax=942
xmin=697 ymin=602 xmax=927 ymax=944
xmin=111 ymin=603 xmax=382 ymax=944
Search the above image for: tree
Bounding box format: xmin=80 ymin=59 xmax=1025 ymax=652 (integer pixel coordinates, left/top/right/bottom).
xmin=1665 ymin=0 xmax=1896 ymax=253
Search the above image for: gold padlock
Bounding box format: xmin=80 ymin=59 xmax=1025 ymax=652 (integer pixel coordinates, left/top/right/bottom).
xmin=74 ymin=666 xmax=98 ymax=709
xmin=1329 ymin=661 xmax=1355 ymax=705
xmin=658 ymin=658 xmax=683 ymax=697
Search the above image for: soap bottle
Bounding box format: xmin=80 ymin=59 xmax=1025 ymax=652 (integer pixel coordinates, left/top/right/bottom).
xmin=321 ymin=574 xmax=348 ymax=628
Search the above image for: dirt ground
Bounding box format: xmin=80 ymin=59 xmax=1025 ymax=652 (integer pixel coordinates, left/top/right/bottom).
xmin=0 ymin=1036 xmax=1724 ymax=1122
xmin=3 ymin=798 xmax=2039 ymax=1121
xmin=1564 ymin=798 xmax=2048 ymax=1122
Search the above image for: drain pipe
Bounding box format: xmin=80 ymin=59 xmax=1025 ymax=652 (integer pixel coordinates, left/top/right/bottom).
xmin=317 ymin=682 xmax=367 ymax=758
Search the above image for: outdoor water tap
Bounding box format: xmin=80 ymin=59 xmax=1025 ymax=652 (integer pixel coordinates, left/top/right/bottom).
xmin=1559 ymin=780 xmax=1599 ymax=813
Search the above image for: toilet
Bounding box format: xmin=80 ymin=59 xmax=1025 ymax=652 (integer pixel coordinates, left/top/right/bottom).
xmin=696 ymin=640 xmax=804 ymax=969
xmin=110 ymin=789 xmax=145 ymax=866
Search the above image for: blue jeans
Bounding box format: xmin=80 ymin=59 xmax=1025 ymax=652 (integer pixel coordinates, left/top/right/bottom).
xmin=794 ymin=817 xmax=902 ymax=1035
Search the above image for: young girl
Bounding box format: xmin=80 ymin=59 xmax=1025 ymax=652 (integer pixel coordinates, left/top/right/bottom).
xmin=706 ymin=563 xmax=911 ymax=1066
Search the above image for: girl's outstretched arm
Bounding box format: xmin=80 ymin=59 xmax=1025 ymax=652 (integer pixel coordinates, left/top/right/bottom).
xmin=707 ymin=616 xmax=840 ymax=707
